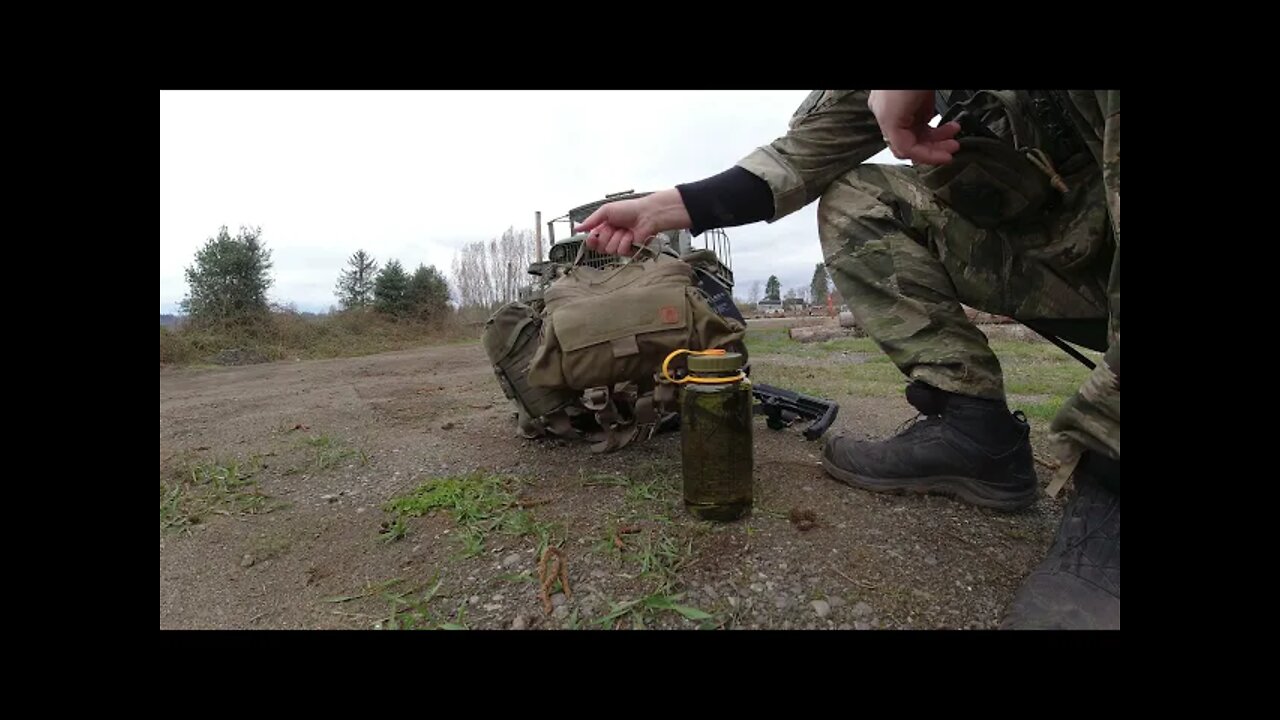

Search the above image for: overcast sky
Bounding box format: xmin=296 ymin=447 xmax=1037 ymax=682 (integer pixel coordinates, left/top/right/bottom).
xmin=160 ymin=90 xmax=905 ymax=314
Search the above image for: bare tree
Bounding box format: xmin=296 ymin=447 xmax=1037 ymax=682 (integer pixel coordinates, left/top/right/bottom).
xmin=450 ymin=226 xmax=537 ymax=312
xmin=748 ymin=280 xmax=762 ymax=305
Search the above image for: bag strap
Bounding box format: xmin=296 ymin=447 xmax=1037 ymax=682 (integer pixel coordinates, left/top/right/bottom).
xmin=569 ymin=234 xmax=665 ymax=281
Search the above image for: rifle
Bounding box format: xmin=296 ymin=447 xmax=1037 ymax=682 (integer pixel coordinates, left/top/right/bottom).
xmin=751 ymin=383 xmax=839 ymax=441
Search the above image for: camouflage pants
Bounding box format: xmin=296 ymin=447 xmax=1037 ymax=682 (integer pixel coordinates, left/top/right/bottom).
xmin=819 ymin=95 xmax=1120 ymax=461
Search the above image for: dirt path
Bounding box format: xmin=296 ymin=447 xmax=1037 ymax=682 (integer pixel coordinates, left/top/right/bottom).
xmin=160 ymin=340 xmax=1064 ymax=630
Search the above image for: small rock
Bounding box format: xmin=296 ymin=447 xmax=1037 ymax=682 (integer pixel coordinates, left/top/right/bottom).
xmin=321 ymin=494 xmax=338 ymax=503
xmin=775 ymin=595 xmax=793 ymax=610
xmin=727 ymin=597 xmax=739 ymax=608
xmin=749 ymin=583 xmax=765 ymax=593
xmin=355 ymin=507 xmax=365 ymax=514
xmin=837 ymin=623 xmax=852 ymax=630
xmin=441 ymin=422 xmax=456 ymax=430
xmin=854 ymin=621 xmax=872 ymax=631
xmin=469 ymin=595 xmax=480 ymax=605
xmin=811 ymin=600 xmax=831 ymax=618
xmin=553 ymin=605 xmax=569 ymax=619
xmin=765 ymin=581 xmax=776 ymax=591
xmin=829 ymin=596 xmax=846 ymax=608
xmin=511 ymin=615 xmax=527 ymax=630
xmin=503 ymin=553 xmax=522 ymax=568
xmin=912 ymin=589 xmax=933 ymax=600
xmin=924 ymin=554 xmax=938 ymax=566
xmin=852 ymin=602 xmax=873 ymax=618
xmin=412 ymin=545 xmax=422 ymax=554
xmin=551 ymin=593 xmax=567 ymax=608
xmin=240 ymin=554 xmax=255 ymax=568
xmin=483 ymin=603 xmax=501 ymax=611
xmin=492 ymin=594 xmax=505 ymax=602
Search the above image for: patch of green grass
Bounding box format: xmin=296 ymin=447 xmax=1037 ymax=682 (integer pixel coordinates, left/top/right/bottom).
xmin=626 ymin=479 xmax=664 ymax=503
xmin=580 ymin=473 xmax=630 ymax=488
xmin=1020 ymin=397 xmax=1066 ymax=423
xmin=324 ymin=577 xmax=407 ymax=604
xmin=626 ymin=531 xmax=693 ymax=594
xmin=1003 ymin=361 xmax=1092 ymax=397
xmin=300 ymin=434 xmax=366 ymax=472
xmin=744 ymin=329 xmax=1098 ymax=408
xmin=383 ymin=473 xmax=558 ymax=557
xmin=327 ymin=575 xmax=470 ymax=630
xmin=160 ymin=454 xmax=277 ymax=533
xmin=279 ymin=432 xmax=368 ymax=476
xmin=988 ymin=339 xmax=1101 ymax=362
xmin=749 ymin=361 xmax=906 ymax=400
xmin=581 ymin=465 xmax=679 ymax=508
xmin=594 ymin=592 xmax=718 ymax=630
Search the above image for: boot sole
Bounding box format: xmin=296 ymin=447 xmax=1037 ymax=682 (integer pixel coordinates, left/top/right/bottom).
xmin=821 ymin=453 xmax=1037 ymax=512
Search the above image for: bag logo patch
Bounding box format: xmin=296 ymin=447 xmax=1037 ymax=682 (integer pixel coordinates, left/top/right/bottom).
xmin=659 ymin=306 xmax=680 ymax=324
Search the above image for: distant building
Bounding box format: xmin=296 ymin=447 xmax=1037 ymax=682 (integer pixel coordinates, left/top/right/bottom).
xmin=757 ymin=299 xmax=784 ymax=316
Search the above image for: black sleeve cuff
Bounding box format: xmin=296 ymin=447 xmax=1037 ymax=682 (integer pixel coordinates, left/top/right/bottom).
xmin=675 ymin=166 xmax=775 ymax=236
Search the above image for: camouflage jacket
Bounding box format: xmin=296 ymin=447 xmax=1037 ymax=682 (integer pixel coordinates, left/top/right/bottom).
xmin=735 ymin=90 xmax=1118 ymax=245
xmin=736 ymin=90 xmax=882 ymax=222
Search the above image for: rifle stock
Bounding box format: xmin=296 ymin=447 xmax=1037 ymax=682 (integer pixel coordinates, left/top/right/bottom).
xmin=751 ymin=382 xmax=839 ymax=441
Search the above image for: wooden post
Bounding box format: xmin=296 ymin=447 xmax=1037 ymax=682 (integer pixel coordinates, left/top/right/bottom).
xmin=535 ymin=211 xmax=542 ymax=262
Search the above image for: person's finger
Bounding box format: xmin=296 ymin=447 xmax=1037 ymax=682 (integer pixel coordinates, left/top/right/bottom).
xmin=906 ymin=142 xmax=956 ymax=165
xmin=885 ymin=127 xmax=915 ymax=160
xmin=575 ymin=207 xmax=607 ymax=234
xmin=915 ymin=134 xmax=960 ymax=161
xmin=588 ymin=223 xmax=617 ymax=252
xmin=615 ymin=229 xmax=637 ymax=256
xmin=596 ymin=224 xmax=616 ymax=254
xmin=605 ymin=226 xmax=635 ymax=256
xmin=922 ymin=121 xmax=960 ymax=143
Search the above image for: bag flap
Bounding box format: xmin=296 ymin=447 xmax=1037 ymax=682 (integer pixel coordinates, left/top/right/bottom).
xmin=554 ymin=284 xmax=689 ymax=353
xmin=543 ymin=255 xmax=693 ymax=310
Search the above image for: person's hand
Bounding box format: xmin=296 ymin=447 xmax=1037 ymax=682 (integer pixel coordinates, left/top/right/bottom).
xmin=868 ymin=90 xmax=961 ymax=165
xmin=575 ymin=189 xmax=692 ymax=256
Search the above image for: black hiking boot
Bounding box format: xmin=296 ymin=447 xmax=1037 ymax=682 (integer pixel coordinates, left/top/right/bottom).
xmin=1000 ymin=453 xmax=1121 ymax=629
xmin=821 ymin=381 xmax=1038 ymax=511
